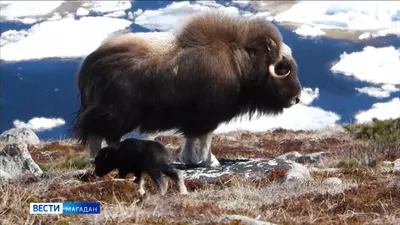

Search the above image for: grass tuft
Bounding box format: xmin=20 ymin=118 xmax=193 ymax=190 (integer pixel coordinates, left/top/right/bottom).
xmin=343 ymin=118 xmax=400 ymax=143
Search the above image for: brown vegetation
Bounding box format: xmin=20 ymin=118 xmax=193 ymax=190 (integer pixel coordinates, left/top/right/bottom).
xmin=1 ymin=125 xmax=400 ymax=224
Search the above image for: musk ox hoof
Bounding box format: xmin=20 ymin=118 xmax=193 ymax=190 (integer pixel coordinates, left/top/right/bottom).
xmin=180 ymin=189 xmax=189 ymax=195
xmin=199 ymin=153 xmax=221 ymax=168
xmin=179 ymin=151 xmax=201 ymax=167
xmin=138 ymin=188 xmax=146 ymax=196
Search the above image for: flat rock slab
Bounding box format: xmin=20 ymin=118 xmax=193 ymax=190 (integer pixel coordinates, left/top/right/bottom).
xmin=172 ymin=158 xmax=311 ymax=182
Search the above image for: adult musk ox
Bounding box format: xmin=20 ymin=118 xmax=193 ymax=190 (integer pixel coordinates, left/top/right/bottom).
xmin=71 ymin=12 xmax=302 ymax=168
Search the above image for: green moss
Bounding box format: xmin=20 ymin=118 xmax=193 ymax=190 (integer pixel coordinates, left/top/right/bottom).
xmin=37 ymin=162 xmax=57 ymax=172
xmin=336 ymin=158 xmax=378 ymax=168
xmin=55 ymin=220 xmax=70 ymax=225
xmin=24 ymin=193 xmax=42 ymax=204
xmin=343 ymin=118 xmax=400 ymax=142
xmin=61 ymin=155 xmax=89 ymax=170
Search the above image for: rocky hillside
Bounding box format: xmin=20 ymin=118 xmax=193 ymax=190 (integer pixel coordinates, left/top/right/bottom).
xmin=0 ymin=118 xmax=399 ymax=225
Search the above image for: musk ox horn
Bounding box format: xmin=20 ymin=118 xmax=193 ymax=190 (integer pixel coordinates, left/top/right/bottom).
xmin=268 ymin=64 xmax=290 ymax=79
xmin=268 ymin=42 xmax=292 ymax=79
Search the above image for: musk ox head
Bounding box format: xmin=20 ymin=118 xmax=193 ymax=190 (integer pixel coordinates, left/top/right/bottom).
xmin=265 ymin=42 xmax=301 ymax=109
xmin=176 ymin=12 xmax=302 ymax=110
xmin=94 ymin=146 xmax=117 ymax=177
xmin=241 ymin=17 xmax=302 ymax=109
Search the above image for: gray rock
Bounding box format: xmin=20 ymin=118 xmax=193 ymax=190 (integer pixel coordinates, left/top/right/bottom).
xmin=173 ymin=158 xmax=311 ymax=182
xmin=296 ymin=152 xmax=325 ymax=164
xmin=218 ymin=215 xmax=276 ymax=225
xmin=382 ymin=161 xmax=394 ymax=167
xmin=388 ymin=179 xmax=400 ymax=189
xmin=276 ymin=159 xmax=312 ymax=183
xmin=322 ymin=177 xmax=342 ymax=185
xmin=275 ymin=151 xmax=302 ymax=161
xmin=309 ymin=167 xmax=341 ymax=173
xmin=0 ymin=142 xmax=43 ymax=182
xmin=0 ymin=128 xmax=40 ymax=146
xmin=393 ymin=159 xmax=400 ymax=172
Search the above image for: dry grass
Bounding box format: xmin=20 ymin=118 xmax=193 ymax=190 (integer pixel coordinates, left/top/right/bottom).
xmin=1 ymin=126 xmax=400 ymax=224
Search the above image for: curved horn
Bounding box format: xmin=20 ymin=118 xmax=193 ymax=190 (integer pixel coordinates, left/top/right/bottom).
xmin=268 ymin=64 xmax=290 ymax=79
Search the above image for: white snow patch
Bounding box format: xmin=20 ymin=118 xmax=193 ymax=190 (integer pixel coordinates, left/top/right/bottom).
xmin=0 ymin=30 xmax=28 ymax=46
xmin=294 ymin=24 xmax=326 ymax=37
xmin=0 ymin=1 xmax=64 ymax=22
xmin=214 ymin=87 xmax=340 ymax=133
xmin=356 ymin=84 xmax=400 ymax=98
xmin=104 ymin=10 xmax=127 ymax=18
xmin=76 ymin=7 xmax=90 ymax=17
xmin=232 ymin=0 xmax=251 ymax=6
xmin=85 ymin=1 xmax=132 ymax=14
xmin=331 ymin=46 xmax=400 ymax=85
xmin=13 ymin=117 xmax=66 ymax=132
xmin=0 ymin=16 xmax=132 ymax=61
xmin=300 ymin=87 xmax=320 ymax=105
xmin=272 ymin=1 xmax=400 ymax=38
xmin=134 ymin=1 xmax=244 ymax=31
xmin=355 ymin=98 xmax=400 ymax=123
xmin=214 ymin=105 xmax=340 ymax=133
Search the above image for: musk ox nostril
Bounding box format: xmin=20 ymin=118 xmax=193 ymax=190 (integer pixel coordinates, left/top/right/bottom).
xmin=291 ymin=96 xmax=300 ymax=105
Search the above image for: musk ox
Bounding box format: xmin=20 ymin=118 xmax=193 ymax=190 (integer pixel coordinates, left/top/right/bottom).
xmin=94 ymin=138 xmax=188 ymax=195
xmin=72 ymin=12 xmax=302 ymax=168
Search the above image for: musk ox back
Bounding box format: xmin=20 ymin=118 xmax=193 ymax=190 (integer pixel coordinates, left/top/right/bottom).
xmin=72 ymin=12 xmax=302 ymax=168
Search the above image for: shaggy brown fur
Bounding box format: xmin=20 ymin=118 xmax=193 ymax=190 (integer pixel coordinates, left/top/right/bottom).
xmin=71 ymin=12 xmax=302 ymax=167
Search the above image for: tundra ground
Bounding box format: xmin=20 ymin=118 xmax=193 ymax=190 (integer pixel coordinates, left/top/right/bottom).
xmin=1 ymin=119 xmax=400 ymax=225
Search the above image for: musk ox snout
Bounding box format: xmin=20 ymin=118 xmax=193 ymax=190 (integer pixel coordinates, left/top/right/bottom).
xmin=268 ymin=52 xmax=302 ymax=108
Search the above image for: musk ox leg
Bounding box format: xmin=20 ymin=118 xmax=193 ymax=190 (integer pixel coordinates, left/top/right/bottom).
xmin=87 ymin=135 xmax=103 ymax=163
xmin=148 ymin=169 xmax=168 ymax=195
xmin=198 ymin=132 xmax=220 ymax=168
xmin=105 ymin=136 xmax=121 ymax=147
xmin=179 ymin=137 xmax=201 ymax=167
xmin=162 ymin=166 xmax=188 ymax=195
xmin=134 ymin=172 xmax=146 ymax=195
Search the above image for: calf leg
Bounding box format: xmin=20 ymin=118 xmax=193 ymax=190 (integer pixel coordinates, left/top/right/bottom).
xmin=147 ymin=169 xmax=168 ymax=195
xmin=134 ymin=172 xmax=146 ymax=195
xmin=162 ymin=166 xmax=188 ymax=195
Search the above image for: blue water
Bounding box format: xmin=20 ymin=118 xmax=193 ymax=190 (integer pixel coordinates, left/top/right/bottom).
xmin=1 ymin=1 xmax=400 ymax=140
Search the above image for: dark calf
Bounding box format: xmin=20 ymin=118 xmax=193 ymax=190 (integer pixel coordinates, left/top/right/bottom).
xmin=94 ymin=138 xmax=188 ymax=195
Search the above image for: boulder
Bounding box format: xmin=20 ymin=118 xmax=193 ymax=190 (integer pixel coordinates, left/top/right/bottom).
xmin=0 ymin=142 xmax=43 ymax=182
xmin=0 ymin=127 xmax=40 ymax=146
xmin=295 ymin=152 xmax=325 ymax=164
xmin=393 ymin=159 xmax=400 ymax=172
